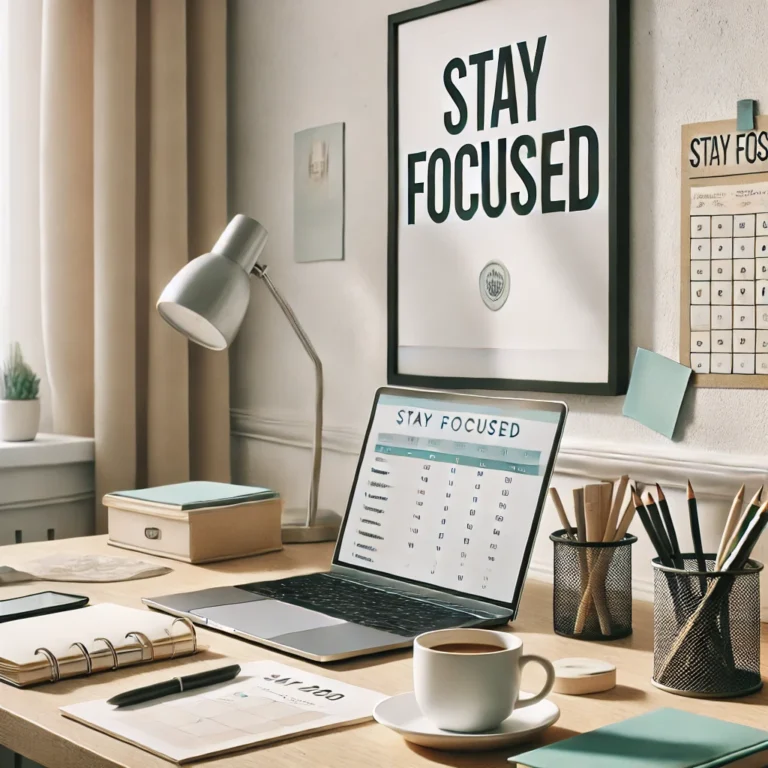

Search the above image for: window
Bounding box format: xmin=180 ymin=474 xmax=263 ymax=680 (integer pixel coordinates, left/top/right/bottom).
xmin=0 ymin=0 xmax=49 ymax=429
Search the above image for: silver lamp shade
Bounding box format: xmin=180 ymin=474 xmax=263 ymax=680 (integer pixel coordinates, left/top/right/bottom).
xmin=156 ymin=215 xmax=268 ymax=350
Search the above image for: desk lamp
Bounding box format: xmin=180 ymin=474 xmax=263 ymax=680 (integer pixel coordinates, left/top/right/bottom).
xmin=156 ymin=214 xmax=339 ymax=543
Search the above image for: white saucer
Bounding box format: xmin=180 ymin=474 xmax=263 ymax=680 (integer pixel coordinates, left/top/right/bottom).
xmin=373 ymin=692 xmax=560 ymax=752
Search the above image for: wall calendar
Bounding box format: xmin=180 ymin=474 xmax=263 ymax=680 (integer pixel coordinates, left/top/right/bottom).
xmin=682 ymin=116 xmax=768 ymax=387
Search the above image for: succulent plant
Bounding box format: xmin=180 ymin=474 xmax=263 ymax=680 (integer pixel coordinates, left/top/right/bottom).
xmin=1 ymin=343 xmax=40 ymax=400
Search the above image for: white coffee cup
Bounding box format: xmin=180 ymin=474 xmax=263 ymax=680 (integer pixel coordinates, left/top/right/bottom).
xmin=413 ymin=628 xmax=555 ymax=733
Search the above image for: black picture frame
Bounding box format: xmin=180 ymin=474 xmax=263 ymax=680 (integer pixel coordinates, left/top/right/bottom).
xmin=387 ymin=0 xmax=630 ymax=395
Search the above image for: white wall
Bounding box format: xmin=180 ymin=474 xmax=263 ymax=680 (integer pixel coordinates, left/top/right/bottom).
xmin=228 ymin=0 xmax=768 ymax=610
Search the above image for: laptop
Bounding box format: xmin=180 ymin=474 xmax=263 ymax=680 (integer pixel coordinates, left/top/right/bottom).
xmin=143 ymin=387 xmax=567 ymax=662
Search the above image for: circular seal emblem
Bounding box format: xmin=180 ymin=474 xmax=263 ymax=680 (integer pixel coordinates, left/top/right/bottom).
xmin=479 ymin=261 xmax=510 ymax=311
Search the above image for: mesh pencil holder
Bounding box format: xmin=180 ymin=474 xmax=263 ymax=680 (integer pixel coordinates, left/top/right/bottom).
xmin=652 ymin=555 xmax=763 ymax=698
xmin=550 ymin=529 xmax=636 ymax=641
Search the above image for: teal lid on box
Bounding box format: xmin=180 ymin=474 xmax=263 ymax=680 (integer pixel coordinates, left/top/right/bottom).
xmin=112 ymin=481 xmax=278 ymax=510
xmin=511 ymin=709 xmax=768 ymax=768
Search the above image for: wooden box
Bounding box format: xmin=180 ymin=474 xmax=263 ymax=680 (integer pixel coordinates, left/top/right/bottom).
xmin=105 ymin=493 xmax=283 ymax=564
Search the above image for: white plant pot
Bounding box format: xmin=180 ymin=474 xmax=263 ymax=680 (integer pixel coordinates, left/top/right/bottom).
xmin=0 ymin=399 xmax=40 ymax=442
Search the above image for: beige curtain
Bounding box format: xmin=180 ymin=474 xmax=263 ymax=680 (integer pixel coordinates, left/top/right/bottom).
xmin=40 ymin=0 xmax=231 ymax=532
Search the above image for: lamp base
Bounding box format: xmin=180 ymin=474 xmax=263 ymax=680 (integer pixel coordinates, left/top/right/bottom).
xmin=281 ymin=508 xmax=341 ymax=544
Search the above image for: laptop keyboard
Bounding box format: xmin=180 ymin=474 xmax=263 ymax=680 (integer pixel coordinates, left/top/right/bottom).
xmin=237 ymin=572 xmax=484 ymax=637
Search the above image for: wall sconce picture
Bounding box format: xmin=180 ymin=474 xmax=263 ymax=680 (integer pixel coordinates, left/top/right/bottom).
xmin=294 ymin=122 xmax=345 ymax=262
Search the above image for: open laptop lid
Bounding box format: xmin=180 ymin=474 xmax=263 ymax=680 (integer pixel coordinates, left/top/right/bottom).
xmin=332 ymin=387 xmax=567 ymax=616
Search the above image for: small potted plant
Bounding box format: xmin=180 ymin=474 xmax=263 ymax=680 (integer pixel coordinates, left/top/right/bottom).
xmin=0 ymin=343 xmax=41 ymax=441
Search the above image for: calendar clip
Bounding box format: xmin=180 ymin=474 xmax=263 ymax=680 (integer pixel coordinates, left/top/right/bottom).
xmin=737 ymin=99 xmax=757 ymax=132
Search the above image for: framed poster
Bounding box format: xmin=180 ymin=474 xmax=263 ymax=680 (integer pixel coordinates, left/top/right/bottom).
xmin=387 ymin=0 xmax=629 ymax=394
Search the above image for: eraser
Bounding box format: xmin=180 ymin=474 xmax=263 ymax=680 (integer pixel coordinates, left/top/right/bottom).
xmin=553 ymin=657 xmax=616 ymax=695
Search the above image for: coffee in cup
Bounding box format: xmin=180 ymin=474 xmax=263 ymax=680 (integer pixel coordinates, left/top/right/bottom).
xmin=413 ymin=628 xmax=555 ymax=733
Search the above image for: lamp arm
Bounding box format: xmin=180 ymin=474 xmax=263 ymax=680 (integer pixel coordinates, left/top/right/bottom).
xmin=252 ymin=265 xmax=321 ymax=528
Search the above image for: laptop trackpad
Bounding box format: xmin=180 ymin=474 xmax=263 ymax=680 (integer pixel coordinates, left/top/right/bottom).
xmin=191 ymin=600 xmax=345 ymax=639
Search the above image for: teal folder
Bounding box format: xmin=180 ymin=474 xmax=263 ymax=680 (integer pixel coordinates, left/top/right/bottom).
xmin=111 ymin=481 xmax=278 ymax=510
xmin=511 ymin=709 xmax=768 ymax=768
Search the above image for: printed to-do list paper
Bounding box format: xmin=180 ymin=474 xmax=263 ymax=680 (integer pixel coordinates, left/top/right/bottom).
xmin=61 ymin=662 xmax=386 ymax=764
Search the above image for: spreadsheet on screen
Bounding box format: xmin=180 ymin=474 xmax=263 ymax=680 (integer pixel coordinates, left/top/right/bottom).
xmin=336 ymin=393 xmax=562 ymax=604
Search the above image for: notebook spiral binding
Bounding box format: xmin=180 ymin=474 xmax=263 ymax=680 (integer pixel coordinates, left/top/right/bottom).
xmin=32 ymin=618 xmax=197 ymax=683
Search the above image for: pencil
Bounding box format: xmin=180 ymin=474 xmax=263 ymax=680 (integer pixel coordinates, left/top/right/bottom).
xmin=646 ymin=492 xmax=675 ymax=567
xmin=633 ymin=489 xmax=674 ymax=567
xmin=655 ymin=484 xmax=683 ymax=568
xmin=723 ymin=500 xmax=768 ymax=571
xmin=573 ymin=496 xmax=637 ymax=635
xmin=603 ymin=476 xmax=629 ymax=542
xmin=549 ymin=487 xmax=575 ymax=540
xmin=687 ymin=480 xmax=707 ymax=592
xmin=584 ymin=484 xmax=603 ymax=542
xmin=715 ymin=484 xmax=746 ymax=570
xmin=573 ymin=488 xmax=586 ymax=543
xmin=719 ymin=486 xmax=764 ymax=568
xmin=613 ymin=497 xmax=636 ymax=542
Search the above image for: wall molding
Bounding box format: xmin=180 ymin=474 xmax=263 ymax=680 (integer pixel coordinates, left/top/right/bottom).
xmin=231 ymin=408 xmax=768 ymax=496
xmin=0 ymin=491 xmax=94 ymax=514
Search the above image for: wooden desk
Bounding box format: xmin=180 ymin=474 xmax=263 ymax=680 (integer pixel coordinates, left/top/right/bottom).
xmin=0 ymin=536 xmax=765 ymax=768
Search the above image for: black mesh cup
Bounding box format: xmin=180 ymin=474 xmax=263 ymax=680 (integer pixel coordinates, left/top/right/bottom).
xmin=652 ymin=555 xmax=763 ymax=698
xmin=550 ymin=529 xmax=636 ymax=641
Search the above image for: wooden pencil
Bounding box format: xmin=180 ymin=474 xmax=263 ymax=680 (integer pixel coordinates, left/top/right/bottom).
xmin=718 ymin=486 xmax=762 ymax=569
xmin=573 ymin=497 xmax=636 ymax=634
xmin=584 ymin=484 xmax=603 ymax=543
xmin=687 ymin=480 xmax=707 ymax=591
xmin=613 ymin=496 xmax=637 ymax=541
xmin=603 ymin=475 xmax=629 ymax=542
xmin=571 ymin=487 xmax=598 ymax=625
xmin=723 ymin=500 xmax=768 ymax=570
xmin=599 ymin=481 xmax=613 ymax=539
xmin=715 ymin=484 xmax=746 ymax=570
xmin=655 ymin=484 xmax=683 ymax=568
xmin=549 ymin=487 xmax=575 ymax=540
xmin=573 ymin=488 xmax=586 ymax=543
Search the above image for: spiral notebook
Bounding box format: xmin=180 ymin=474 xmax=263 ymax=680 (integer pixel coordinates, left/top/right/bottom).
xmin=0 ymin=603 xmax=198 ymax=687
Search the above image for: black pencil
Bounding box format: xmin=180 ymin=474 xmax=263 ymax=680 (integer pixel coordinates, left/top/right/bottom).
xmin=687 ymin=480 xmax=707 ymax=593
xmin=632 ymin=490 xmax=674 ymax=567
xmin=656 ymin=484 xmax=683 ymax=568
xmin=645 ymin=492 xmax=676 ymax=568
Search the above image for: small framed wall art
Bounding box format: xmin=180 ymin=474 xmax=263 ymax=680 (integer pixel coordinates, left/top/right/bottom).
xmin=387 ymin=0 xmax=629 ymax=394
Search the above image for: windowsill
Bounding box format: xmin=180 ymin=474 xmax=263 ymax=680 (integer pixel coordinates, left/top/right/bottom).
xmin=0 ymin=433 xmax=94 ymax=468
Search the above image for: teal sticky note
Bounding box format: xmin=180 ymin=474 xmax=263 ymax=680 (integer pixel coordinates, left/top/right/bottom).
xmin=622 ymin=349 xmax=692 ymax=439
xmin=737 ymin=99 xmax=756 ymax=131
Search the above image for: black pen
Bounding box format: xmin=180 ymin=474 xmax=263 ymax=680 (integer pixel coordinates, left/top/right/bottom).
xmin=107 ymin=664 xmax=241 ymax=708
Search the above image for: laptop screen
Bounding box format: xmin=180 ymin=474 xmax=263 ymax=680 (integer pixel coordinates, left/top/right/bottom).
xmin=333 ymin=388 xmax=567 ymax=610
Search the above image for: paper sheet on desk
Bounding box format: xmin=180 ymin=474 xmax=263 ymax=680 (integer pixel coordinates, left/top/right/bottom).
xmin=61 ymin=661 xmax=387 ymax=764
xmin=0 ymin=553 xmax=171 ymax=583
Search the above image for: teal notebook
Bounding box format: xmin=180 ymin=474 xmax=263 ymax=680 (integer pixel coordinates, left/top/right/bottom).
xmin=111 ymin=481 xmax=278 ymax=510
xmin=511 ymin=709 xmax=768 ymax=768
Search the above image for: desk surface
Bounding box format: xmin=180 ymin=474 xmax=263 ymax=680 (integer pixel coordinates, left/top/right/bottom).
xmin=0 ymin=536 xmax=766 ymax=768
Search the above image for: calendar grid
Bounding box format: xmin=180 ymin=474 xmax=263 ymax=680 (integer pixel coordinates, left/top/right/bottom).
xmin=690 ymin=205 xmax=768 ymax=375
